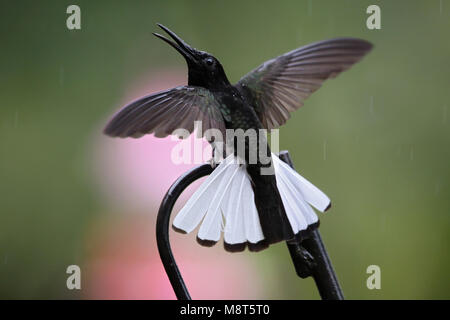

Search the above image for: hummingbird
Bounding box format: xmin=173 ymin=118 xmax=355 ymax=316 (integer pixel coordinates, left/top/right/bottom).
xmin=104 ymin=24 xmax=372 ymax=252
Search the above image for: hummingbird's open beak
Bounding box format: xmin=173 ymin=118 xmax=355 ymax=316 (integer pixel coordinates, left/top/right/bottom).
xmin=153 ymin=24 xmax=198 ymax=63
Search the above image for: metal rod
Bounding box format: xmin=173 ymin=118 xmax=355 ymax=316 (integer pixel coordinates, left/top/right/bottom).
xmin=279 ymin=151 xmax=344 ymax=300
xmin=156 ymin=164 xmax=213 ymax=300
xmin=301 ymin=230 xmax=344 ymax=300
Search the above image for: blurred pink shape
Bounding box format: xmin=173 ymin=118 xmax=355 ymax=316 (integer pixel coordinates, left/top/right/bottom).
xmin=84 ymin=216 xmax=265 ymax=299
xmin=93 ymin=69 xmax=210 ymax=214
xmin=87 ymin=69 xmax=268 ymax=299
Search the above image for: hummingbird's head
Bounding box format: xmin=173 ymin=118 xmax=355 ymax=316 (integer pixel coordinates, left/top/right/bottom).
xmin=153 ymin=24 xmax=230 ymax=89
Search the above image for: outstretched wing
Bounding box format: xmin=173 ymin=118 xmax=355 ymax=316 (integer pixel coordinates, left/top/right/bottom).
xmin=236 ymin=38 xmax=373 ymax=129
xmin=104 ymin=86 xmax=226 ymax=139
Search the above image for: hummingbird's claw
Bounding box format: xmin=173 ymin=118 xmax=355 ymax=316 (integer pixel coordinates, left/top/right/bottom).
xmin=208 ymin=157 xmax=218 ymax=169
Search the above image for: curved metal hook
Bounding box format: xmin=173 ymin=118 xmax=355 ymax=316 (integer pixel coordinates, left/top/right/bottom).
xmin=156 ymin=163 xmax=213 ymax=300
xmin=156 ymin=151 xmax=344 ymax=300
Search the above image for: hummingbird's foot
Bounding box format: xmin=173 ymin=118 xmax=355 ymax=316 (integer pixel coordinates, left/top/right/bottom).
xmin=208 ymin=157 xmax=218 ymax=169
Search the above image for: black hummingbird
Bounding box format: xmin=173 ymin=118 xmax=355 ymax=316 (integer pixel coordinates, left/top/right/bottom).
xmin=104 ymin=24 xmax=372 ymax=252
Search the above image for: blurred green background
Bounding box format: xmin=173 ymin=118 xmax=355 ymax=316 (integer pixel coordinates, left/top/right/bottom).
xmin=0 ymin=0 xmax=449 ymax=299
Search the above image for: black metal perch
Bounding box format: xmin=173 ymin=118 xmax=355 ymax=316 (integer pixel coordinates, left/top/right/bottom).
xmin=156 ymin=150 xmax=344 ymax=300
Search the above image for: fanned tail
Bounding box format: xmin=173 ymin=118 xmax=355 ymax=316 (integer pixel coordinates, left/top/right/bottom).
xmin=172 ymin=153 xmax=331 ymax=252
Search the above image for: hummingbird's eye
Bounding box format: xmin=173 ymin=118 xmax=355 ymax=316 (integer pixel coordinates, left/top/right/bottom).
xmin=205 ymin=57 xmax=214 ymax=66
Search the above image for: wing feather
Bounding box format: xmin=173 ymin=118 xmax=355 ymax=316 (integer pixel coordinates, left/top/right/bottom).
xmin=104 ymin=86 xmax=226 ymax=139
xmin=236 ymin=38 xmax=372 ymax=129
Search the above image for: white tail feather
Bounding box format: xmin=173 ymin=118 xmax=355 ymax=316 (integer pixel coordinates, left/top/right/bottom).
xmin=172 ymin=153 xmax=331 ymax=245
xmin=197 ymin=165 xmax=240 ymax=242
xmin=272 ymin=155 xmax=330 ymax=212
xmin=223 ymin=170 xmax=249 ymax=244
xmin=172 ymin=157 xmax=234 ymax=233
